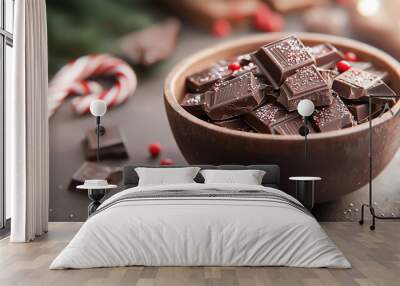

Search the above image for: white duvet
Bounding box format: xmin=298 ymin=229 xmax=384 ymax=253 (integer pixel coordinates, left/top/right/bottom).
xmin=50 ymin=183 xmax=351 ymax=269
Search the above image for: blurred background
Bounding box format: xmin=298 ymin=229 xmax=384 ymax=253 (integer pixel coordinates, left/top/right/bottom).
xmin=47 ymin=0 xmax=400 ymax=222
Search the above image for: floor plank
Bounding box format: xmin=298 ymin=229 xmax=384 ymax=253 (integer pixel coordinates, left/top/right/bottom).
xmin=0 ymin=222 xmax=399 ymax=286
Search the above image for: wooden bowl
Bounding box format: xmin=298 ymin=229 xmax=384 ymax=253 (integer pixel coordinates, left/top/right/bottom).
xmin=164 ymin=33 xmax=400 ymax=202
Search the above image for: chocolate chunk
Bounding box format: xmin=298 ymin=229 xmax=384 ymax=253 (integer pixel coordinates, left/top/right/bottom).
xmin=204 ymin=72 xmax=263 ymax=121
xmin=120 ymin=18 xmax=181 ymax=66
xmin=308 ymin=43 xmax=343 ymax=68
xmin=332 ymin=69 xmax=380 ymax=100
xmin=274 ymin=116 xmax=316 ymax=135
xmin=69 ymin=161 xmax=122 ymax=190
xmin=277 ymin=65 xmax=334 ymax=111
xmin=186 ymin=60 xmax=233 ymax=93
xmin=332 ymin=68 xmax=396 ymax=103
xmin=180 ymin=93 xmax=209 ymax=117
xmin=83 ymin=126 xmax=129 ymax=161
xmin=346 ymin=102 xmax=382 ymax=123
xmin=244 ymin=101 xmax=299 ymax=134
xmin=213 ymin=118 xmax=254 ymax=132
xmin=251 ymin=36 xmax=315 ymax=89
xmin=186 ymin=57 xmax=256 ymax=93
xmin=312 ymin=96 xmax=356 ymax=132
xmin=363 ymin=81 xmax=397 ymax=105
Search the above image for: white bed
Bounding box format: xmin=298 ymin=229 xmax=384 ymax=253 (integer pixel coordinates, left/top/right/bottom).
xmin=50 ymin=182 xmax=350 ymax=269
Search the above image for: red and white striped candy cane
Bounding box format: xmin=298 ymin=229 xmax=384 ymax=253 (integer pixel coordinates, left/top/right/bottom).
xmin=48 ymin=54 xmax=137 ymax=117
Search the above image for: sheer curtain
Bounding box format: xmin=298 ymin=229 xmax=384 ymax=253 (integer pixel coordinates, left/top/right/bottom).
xmin=8 ymin=0 xmax=49 ymax=242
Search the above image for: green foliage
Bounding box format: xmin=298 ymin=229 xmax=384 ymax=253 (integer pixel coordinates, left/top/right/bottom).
xmin=47 ymin=0 xmax=153 ymax=74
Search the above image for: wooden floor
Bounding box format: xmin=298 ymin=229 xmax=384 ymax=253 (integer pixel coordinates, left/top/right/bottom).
xmin=0 ymin=222 xmax=399 ymax=286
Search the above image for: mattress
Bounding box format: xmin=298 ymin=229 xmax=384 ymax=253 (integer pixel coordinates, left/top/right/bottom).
xmin=50 ymin=183 xmax=351 ymax=269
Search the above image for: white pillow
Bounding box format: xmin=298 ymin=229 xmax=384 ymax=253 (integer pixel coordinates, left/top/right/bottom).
xmin=135 ymin=167 xmax=201 ymax=186
xmin=200 ymin=169 xmax=266 ymax=185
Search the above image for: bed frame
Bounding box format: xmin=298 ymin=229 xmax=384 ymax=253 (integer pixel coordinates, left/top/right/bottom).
xmin=121 ymin=165 xmax=280 ymax=189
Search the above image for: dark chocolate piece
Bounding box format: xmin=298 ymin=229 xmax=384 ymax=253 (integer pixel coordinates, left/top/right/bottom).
xmin=244 ymin=101 xmax=298 ymax=134
xmin=332 ymin=68 xmax=380 ymax=99
xmin=83 ymin=126 xmax=129 ymax=161
xmin=186 ymin=57 xmax=256 ymax=93
xmin=277 ymin=65 xmax=334 ymax=112
xmin=69 ymin=161 xmax=122 ymax=190
xmin=362 ymin=80 xmax=397 ymax=105
xmin=204 ymin=72 xmax=263 ymax=121
xmin=251 ymin=36 xmax=315 ymax=89
xmin=346 ymin=102 xmax=382 ymax=123
xmin=180 ymin=93 xmax=209 ymax=117
xmin=333 ymin=68 xmax=396 ymax=102
xmin=120 ymin=18 xmax=181 ymax=66
xmin=274 ymin=116 xmax=316 ymax=135
xmin=186 ymin=60 xmax=233 ymax=93
xmin=312 ymin=96 xmax=356 ymax=132
xmin=213 ymin=118 xmax=254 ymax=132
xmin=308 ymin=43 xmax=343 ymax=68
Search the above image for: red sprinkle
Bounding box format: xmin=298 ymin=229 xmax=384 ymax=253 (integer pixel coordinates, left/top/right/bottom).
xmin=336 ymin=60 xmax=351 ymax=73
xmin=254 ymin=10 xmax=284 ymax=32
xmin=212 ymin=19 xmax=232 ymax=38
xmin=344 ymin=51 xmax=358 ymax=62
xmin=160 ymin=158 xmax=173 ymax=166
xmin=228 ymin=62 xmax=241 ymax=71
xmin=148 ymin=143 xmax=162 ymax=157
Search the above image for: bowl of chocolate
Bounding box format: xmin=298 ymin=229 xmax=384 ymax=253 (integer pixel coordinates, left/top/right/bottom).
xmin=164 ymin=33 xmax=400 ymax=202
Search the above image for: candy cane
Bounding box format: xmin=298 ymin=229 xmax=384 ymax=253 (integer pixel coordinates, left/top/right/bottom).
xmin=48 ymin=54 xmax=137 ymax=117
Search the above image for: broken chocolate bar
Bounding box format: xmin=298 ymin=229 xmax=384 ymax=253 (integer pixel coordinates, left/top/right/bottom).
xmin=346 ymin=102 xmax=382 ymax=123
xmin=69 ymin=161 xmax=122 ymax=190
xmin=251 ymin=36 xmax=315 ymax=89
xmin=180 ymin=93 xmax=209 ymax=117
xmin=83 ymin=126 xmax=129 ymax=161
xmin=349 ymin=62 xmax=390 ymax=83
xmin=204 ymin=72 xmax=263 ymax=121
xmin=332 ymin=68 xmax=395 ymax=101
xmin=274 ymin=116 xmax=316 ymax=135
xmin=312 ymin=96 xmax=355 ymax=132
xmin=186 ymin=60 xmax=233 ymax=93
xmin=277 ymin=65 xmax=334 ymax=112
xmin=332 ymin=69 xmax=380 ymax=99
xmin=213 ymin=118 xmax=254 ymax=132
xmin=308 ymin=43 xmax=343 ymax=68
xmin=244 ymin=101 xmax=298 ymax=134
xmin=186 ymin=57 xmax=256 ymax=93
xmin=120 ymin=18 xmax=181 ymax=66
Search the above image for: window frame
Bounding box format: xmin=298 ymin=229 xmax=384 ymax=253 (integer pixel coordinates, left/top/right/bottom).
xmin=0 ymin=0 xmax=14 ymax=230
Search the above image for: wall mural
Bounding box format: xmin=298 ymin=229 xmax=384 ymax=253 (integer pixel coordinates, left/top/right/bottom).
xmin=47 ymin=0 xmax=400 ymax=222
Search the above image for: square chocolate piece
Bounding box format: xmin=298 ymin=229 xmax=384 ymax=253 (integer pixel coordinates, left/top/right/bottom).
xmin=312 ymin=96 xmax=356 ymax=132
xmin=308 ymin=43 xmax=343 ymax=68
xmin=244 ymin=101 xmax=298 ymax=134
xmin=332 ymin=68 xmax=380 ymax=99
xmin=204 ymin=72 xmax=263 ymax=121
xmin=186 ymin=60 xmax=233 ymax=93
xmin=277 ymin=65 xmax=334 ymax=112
xmin=83 ymin=126 xmax=129 ymax=161
xmin=251 ymin=36 xmax=315 ymax=89
xmin=346 ymin=102 xmax=382 ymax=123
xmin=186 ymin=57 xmax=257 ymax=93
xmin=180 ymin=93 xmax=209 ymax=117
xmin=213 ymin=118 xmax=254 ymax=132
xmin=274 ymin=116 xmax=316 ymax=135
